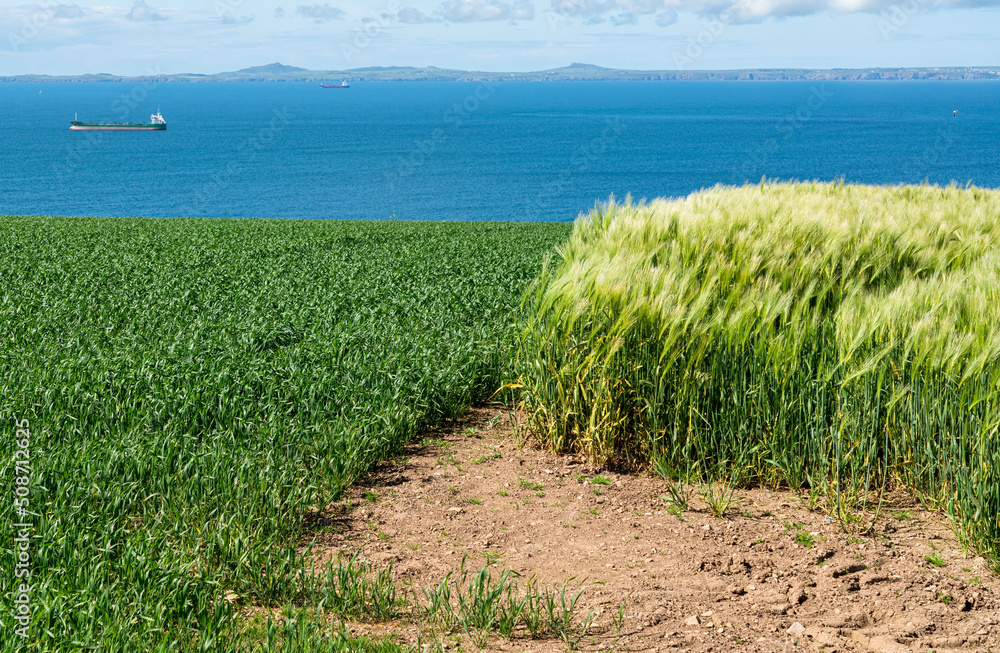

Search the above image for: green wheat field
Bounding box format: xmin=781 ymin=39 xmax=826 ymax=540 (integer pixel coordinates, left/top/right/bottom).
xmin=4 ymin=181 xmax=1000 ymax=650
xmin=0 ymin=216 xmax=569 ymax=651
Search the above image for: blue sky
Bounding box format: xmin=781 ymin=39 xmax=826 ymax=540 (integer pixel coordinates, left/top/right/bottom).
xmin=2 ymin=0 xmax=998 ymax=75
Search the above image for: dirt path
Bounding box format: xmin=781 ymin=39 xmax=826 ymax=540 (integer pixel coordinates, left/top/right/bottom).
xmin=308 ymin=405 xmax=1000 ymax=652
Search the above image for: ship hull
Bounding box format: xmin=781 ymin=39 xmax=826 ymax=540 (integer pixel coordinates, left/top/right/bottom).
xmin=70 ymin=123 xmax=166 ymax=131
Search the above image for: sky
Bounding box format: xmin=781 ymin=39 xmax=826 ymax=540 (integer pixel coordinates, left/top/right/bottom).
xmin=1 ymin=0 xmax=998 ymax=75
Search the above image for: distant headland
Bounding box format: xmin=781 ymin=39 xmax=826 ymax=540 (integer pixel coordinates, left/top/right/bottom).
xmin=3 ymin=62 xmax=998 ymax=83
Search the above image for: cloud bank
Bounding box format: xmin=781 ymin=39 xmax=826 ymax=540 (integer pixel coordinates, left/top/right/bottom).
xmin=550 ymin=0 xmax=1000 ymax=23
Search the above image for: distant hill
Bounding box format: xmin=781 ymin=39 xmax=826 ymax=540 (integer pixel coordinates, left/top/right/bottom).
xmin=234 ymin=63 xmax=307 ymax=74
xmin=3 ymin=63 xmax=999 ymax=83
xmin=561 ymin=63 xmax=614 ymax=70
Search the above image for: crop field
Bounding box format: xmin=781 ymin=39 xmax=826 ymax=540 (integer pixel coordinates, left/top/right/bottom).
xmin=7 ymin=183 xmax=1000 ymax=650
xmin=519 ymin=182 xmax=1000 ymax=566
xmin=0 ymin=215 xmax=570 ymax=651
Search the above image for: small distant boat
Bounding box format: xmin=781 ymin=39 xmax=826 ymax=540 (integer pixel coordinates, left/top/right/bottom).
xmin=71 ymin=110 xmax=167 ymax=131
xmin=321 ymin=80 xmax=350 ymax=88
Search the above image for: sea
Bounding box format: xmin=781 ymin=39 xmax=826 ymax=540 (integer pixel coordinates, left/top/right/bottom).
xmin=1 ymin=80 xmax=998 ymax=222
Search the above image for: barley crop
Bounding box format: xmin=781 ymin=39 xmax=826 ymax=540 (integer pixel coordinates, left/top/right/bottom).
xmin=518 ymin=181 xmax=1000 ymax=564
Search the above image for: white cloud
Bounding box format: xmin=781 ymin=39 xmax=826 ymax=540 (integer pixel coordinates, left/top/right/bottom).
xmin=295 ymin=3 xmax=344 ymax=21
xmin=274 ymin=6 xmax=286 ymax=17
xmin=655 ymin=7 xmax=678 ymax=22
xmin=550 ymin=0 xmax=611 ymax=16
xmin=53 ymin=4 xmax=85 ymax=18
xmin=438 ymin=0 xmax=535 ymax=22
xmin=397 ymin=6 xmax=435 ymax=22
xmin=126 ymin=0 xmax=166 ymax=21
xmin=618 ymin=0 xmax=666 ymax=11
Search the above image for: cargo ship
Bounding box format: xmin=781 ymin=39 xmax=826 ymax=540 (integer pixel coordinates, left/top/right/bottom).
xmin=70 ymin=111 xmax=167 ymax=131
xmin=320 ymin=80 xmax=350 ymax=88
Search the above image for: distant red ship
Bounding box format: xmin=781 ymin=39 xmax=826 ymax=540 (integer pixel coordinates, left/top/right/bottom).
xmin=321 ymin=80 xmax=350 ymax=88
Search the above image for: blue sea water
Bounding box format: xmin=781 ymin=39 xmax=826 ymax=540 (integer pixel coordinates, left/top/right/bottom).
xmin=1 ymin=80 xmax=998 ymax=221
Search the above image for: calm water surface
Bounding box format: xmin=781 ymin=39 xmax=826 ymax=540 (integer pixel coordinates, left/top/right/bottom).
xmin=1 ymin=81 xmax=998 ymax=221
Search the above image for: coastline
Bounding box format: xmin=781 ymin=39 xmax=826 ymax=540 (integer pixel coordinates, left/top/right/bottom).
xmin=4 ymin=63 xmax=999 ymax=83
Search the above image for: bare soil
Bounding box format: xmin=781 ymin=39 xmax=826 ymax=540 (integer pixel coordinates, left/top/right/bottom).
xmin=307 ymin=405 xmax=1000 ymax=652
